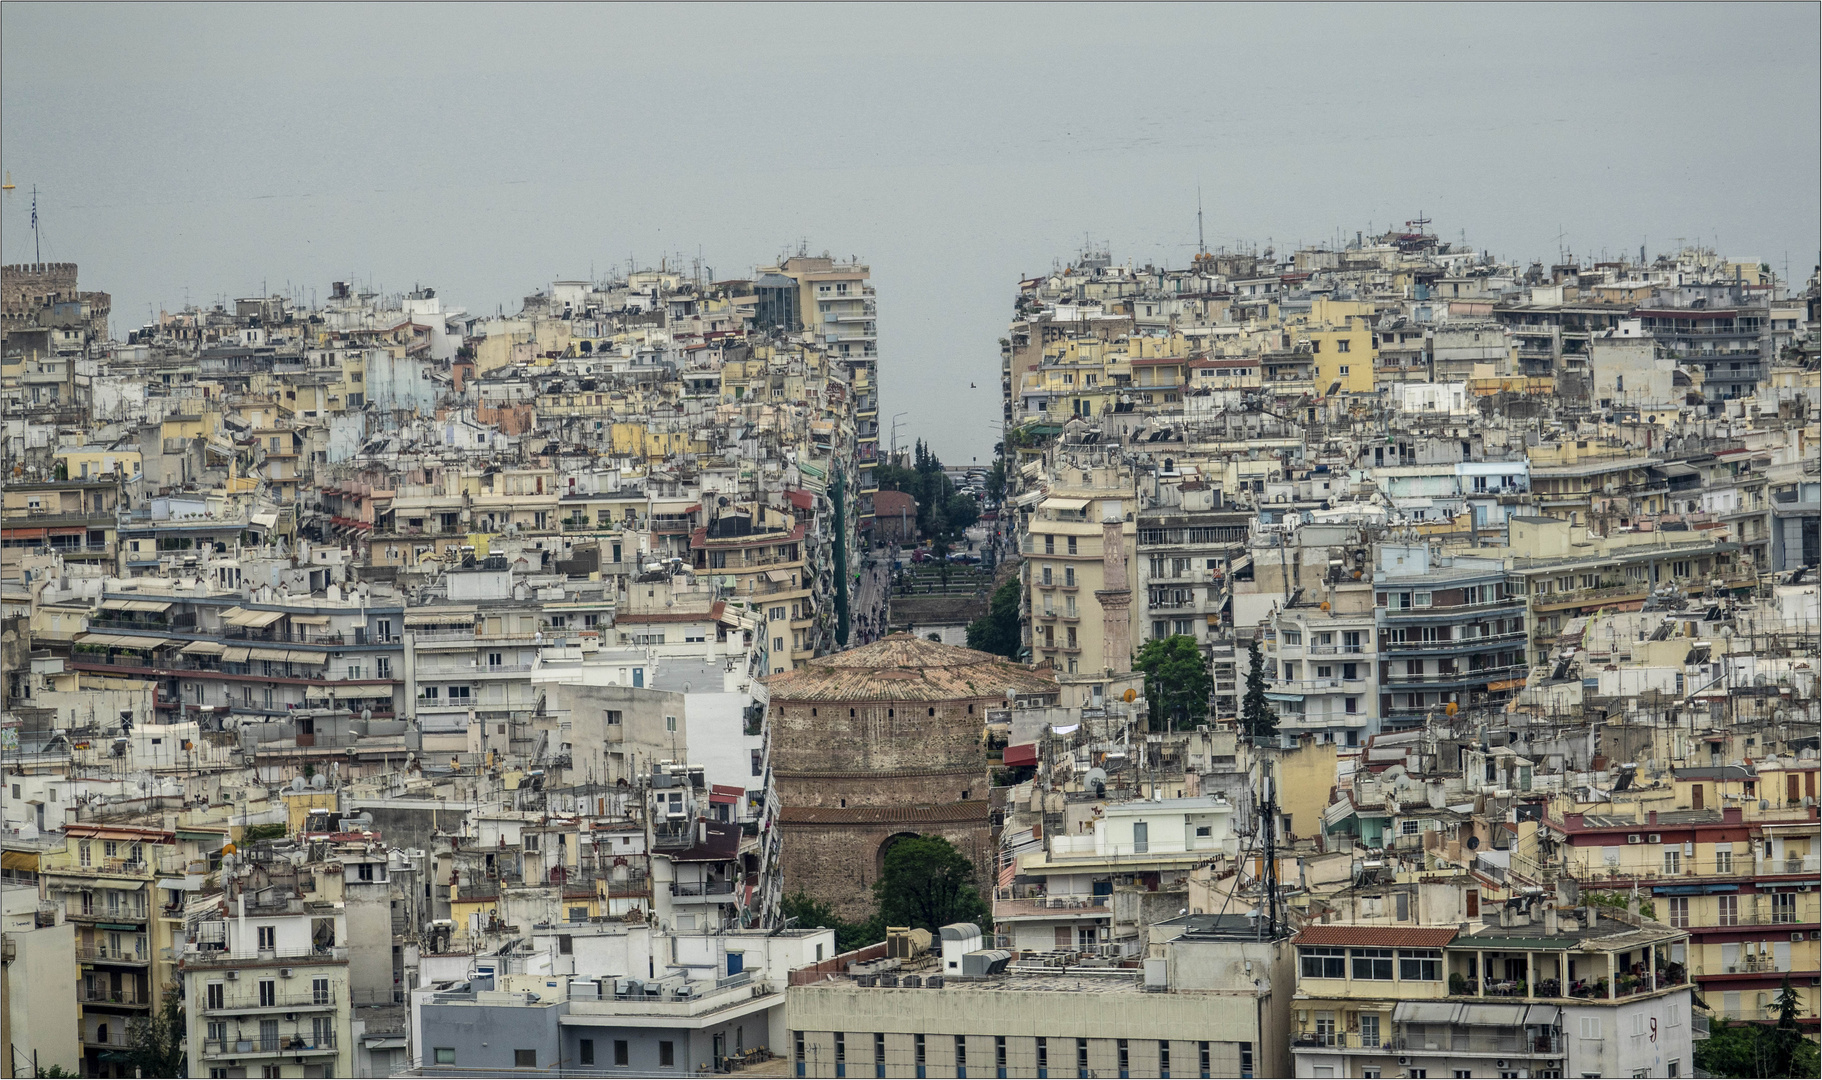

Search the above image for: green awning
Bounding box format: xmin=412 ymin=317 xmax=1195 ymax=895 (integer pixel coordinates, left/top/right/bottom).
xmin=99 ymin=922 xmax=141 ymax=930
xmin=176 ymin=830 xmax=224 ymax=842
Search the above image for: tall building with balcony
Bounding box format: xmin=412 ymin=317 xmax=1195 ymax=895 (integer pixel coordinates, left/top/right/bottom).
xmin=1373 ymin=543 xmax=1527 ymax=729
xmin=1135 ymin=483 xmax=1249 ymax=654
xmin=1291 ymin=905 xmax=1696 ymax=1080
xmin=689 ymin=502 xmax=813 ymax=674
xmin=761 ymin=256 xmax=878 ymax=527
xmin=1544 ymin=787 xmax=1821 ymax=1025
xmin=1635 ymin=304 xmax=1769 ymax=409
xmin=1020 ymin=464 xmax=1136 ymax=696
xmin=38 ymin=825 xmax=182 ymax=1078
xmin=180 ymin=890 xmax=353 ymax=1080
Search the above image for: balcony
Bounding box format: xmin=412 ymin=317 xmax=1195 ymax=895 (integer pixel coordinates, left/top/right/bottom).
xmin=1384 ymin=665 xmax=1526 ymax=687
xmin=76 ymin=945 xmax=150 ymax=966
xmin=1386 ymin=630 xmax=1528 ymax=652
xmin=202 ymin=1033 xmax=338 ymax=1059
xmin=78 ymin=986 xmax=151 ymax=1007
xmin=181 ymin=946 xmax=348 ymax=968
xmin=68 ymin=907 xmax=150 ymax=924
xmin=1267 ymin=678 xmax=1369 ymax=696
xmin=669 ymin=880 xmax=737 ymax=902
xmin=201 ymin=989 xmax=337 ymax=1015
xmin=84 ymin=1029 xmax=132 ymax=1049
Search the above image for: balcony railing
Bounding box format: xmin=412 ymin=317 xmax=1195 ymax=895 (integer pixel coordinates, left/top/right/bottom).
xmin=670 ymin=880 xmax=737 ymax=898
xmin=203 ymin=1033 xmax=337 ymax=1057
xmin=1384 ymin=665 xmax=1526 ymax=686
xmin=201 ymin=989 xmax=336 ymax=1013
xmin=76 ymin=945 xmax=150 ymax=964
xmin=78 ymin=986 xmax=149 ymax=1006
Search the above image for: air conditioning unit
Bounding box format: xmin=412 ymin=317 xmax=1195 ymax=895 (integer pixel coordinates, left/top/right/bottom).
xmin=1628 ymin=834 xmax=1642 ymax=844
xmin=1647 ymin=833 xmax=1661 ymax=844
xmin=1795 ymin=933 xmax=1807 ymax=943
xmin=1397 ymin=1056 xmax=1411 ymax=1066
xmin=226 ymin=971 xmax=239 ymax=980
xmin=1496 ymin=1061 xmax=1509 ymax=1070
xmin=280 ymin=968 xmax=295 ymax=978
xmin=284 ymin=1013 xmax=297 ymax=1022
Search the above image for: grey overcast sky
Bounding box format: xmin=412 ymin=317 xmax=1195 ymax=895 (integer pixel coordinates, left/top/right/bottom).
xmin=3 ymin=4 xmax=1817 ymax=463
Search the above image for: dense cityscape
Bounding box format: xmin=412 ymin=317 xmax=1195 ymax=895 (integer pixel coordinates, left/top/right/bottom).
xmin=0 ymin=220 xmax=1816 ymax=1080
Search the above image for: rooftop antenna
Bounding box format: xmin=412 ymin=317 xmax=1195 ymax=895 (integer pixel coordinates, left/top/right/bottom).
xmin=31 ymin=185 xmax=41 ymax=262
xmin=1197 ymin=187 xmax=1206 ymax=256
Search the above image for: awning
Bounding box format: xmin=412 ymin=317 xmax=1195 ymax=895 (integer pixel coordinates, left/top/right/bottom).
xmin=78 ymin=634 xmax=174 ymax=650
xmin=1392 ymin=1001 xmax=1462 ymax=1024
xmin=1003 ymin=743 xmax=1039 ymax=768
xmin=180 ymin=641 xmax=227 ymax=656
xmin=1042 ymin=497 xmax=1089 ymax=512
xmin=1 ymin=851 xmax=39 ymax=872
xmin=1522 ymin=1004 xmax=1561 ymax=1027
xmin=225 ymin=609 xmax=283 ymax=628
xmin=98 ymin=922 xmax=142 ymax=931
xmin=220 ymin=647 xmax=251 ymax=663
xmin=287 ymin=650 xmax=325 ymax=665
xmin=246 ymin=647 xmax=294 ymax=662
xmin=1014 ymin=490 xmax=1046 ymax=508
xmin=287 ymin=614 xmax=331 ymax=626
xmin=1459 ymin=1003 xmax=1528 ymax=1026
xmin=101 ymin=598 xmax=173 ymax=613
xmin=250 ymin=511 xmax=278 ymax=529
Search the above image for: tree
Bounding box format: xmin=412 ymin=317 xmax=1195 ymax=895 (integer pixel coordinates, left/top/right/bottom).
xmin=1696 ymin=1011 xmax=1821 ymax=1079
xmin=873 ymin=836 xmax=991 ymax=934
xmin=1241 ymin=637 xmax=1279 ymax=740
xmin=125 ymin=986 xmax=187 ymax=1078
xmin=966 ymin=578 xmax=1022 ymax=659
xmin=1133 ymin=635 xmax=1212 ymax=730
xmin=984 ymin=457 xmax=1008 ymax=505
xmin=780 ymin=891 xmax=882 ymax=954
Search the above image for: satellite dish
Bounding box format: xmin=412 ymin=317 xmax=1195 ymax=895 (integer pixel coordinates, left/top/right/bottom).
xmin=1123 ymin=688 xmax=1138 ymax=703
xmin=291 ymin=777 xmax=306 ymax=792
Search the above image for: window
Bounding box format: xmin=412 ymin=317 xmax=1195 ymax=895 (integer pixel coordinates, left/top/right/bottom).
xmin=580 ymin=1039 xmax=594 ymax=1066
xmin=1664 ymin=848 xmax=1681 ymax=875
xmin=1715 ymin=844 xmax=1733 ymax=873
xmin=1401 ymin=819 xmax=1421 ymax=836
xmin=206 ymin=983 xmax=224 ymax=1009
xmin=1238 ymin=1043 xmax=1252 ymax=1080
xmin=255 ymin=924 xmax=275 ymax=951
xmin=1579 ymin=1017 xmax=1602 ymax=1039
xmin=956 ymin=1035 xmax=967 ymax=1076
xmin=617 ymin=1040 xmax=631 ymax=1066
xmin=1668 ymin=897 xmax=1689 ymax=928
xmin=837 ymin=1033 xmax=847 ymax=1075
xmin=1300 ymin=947 xmax=1346 ymax=978
xmin=1067 ymin=536 xmax=1078 ymax=555
xmin=1076 ymin=1038 xmax=1089 ymax=1079
xmin=1158 ymin=1041 xmax=1169 ymax=1079
xmin=1039 ymin=1037 xmax=1049 ymax=1078
xmin=1773 ymin=893 xmax=1797 ymax=923
xmin=1044 ymin=535 xmax=1055 ymax=554
xmin=1399 ymin=950 xmax=1442 ymax=981
xmin=313 ymin=977 xmax=330 ymax=1004
xmin=258 ymin=979 xmax=276 ymax=1006
xmin=1117 ymin=1039 xmax=1129 ymax=1078
xmin=660 ymin=1041 xmax=675 ymax=1067
xmin=916 ymin=1034 xmax=927 ymax=1076
xmin=1199 ymin=1042 xmax=1211 ymax=1079
xmin=515 ymin=1049 xmax=537 ymax=1068
xmin=1352 ymin=948 xmax=1394 ymax=980
xmin=434 ymin=1048 xmax=456 ymax=1065
xmin=1717 ymin=894 xmax=1738 ymax=926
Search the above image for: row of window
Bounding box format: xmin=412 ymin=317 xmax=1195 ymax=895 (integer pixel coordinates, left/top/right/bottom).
xmin=433 ymin=1039 xmax=675 ymax=1069
xmin=1299 ymin=947 xmax=1442 ymax=982
xmin=795 ymin=1033 xmax=1252 ymax=1080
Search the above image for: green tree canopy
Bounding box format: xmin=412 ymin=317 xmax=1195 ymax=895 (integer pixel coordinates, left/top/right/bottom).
xmin=125 ymin=987 xmax=187 ymax=1078
xmin=873 ymin=835 xmax=991 ymax=934
xmin=780 ymin=891 xmax=883 ymax=954
xmin=1241 ymin=637 xmax=1280 ymax=740
xmin=1133 ymin=634 xmax=1212 ymax=730
xmin=965 ymin=578 xmax=1022 ymax=659
xmin=875 ymin=440 xmax=973 ymax=542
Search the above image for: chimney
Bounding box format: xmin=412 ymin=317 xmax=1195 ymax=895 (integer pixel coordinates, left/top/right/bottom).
xmin=1545 ymin=904 xmax=1559 ymax=935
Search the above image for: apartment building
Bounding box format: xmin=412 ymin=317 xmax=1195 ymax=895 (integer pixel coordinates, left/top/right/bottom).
xmin=1373 ymin=544 xmax=1527 ymax=729
xmin=181 ymin=893 xmax=353 ymax=1079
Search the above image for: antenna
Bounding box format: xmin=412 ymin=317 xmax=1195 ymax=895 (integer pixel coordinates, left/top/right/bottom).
xmin=31 ymin=185 xmax=41 ymax=263
xmin=1197 ymin=187 xmax=1206 ymax=256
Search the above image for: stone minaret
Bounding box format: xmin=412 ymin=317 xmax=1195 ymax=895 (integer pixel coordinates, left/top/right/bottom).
xmin=1097 ymin=500 xmax=1131 ymax=674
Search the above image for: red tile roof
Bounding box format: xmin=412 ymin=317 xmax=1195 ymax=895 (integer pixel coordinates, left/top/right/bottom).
xmin=1293 ymin=925 xmax=1458 ymax=948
